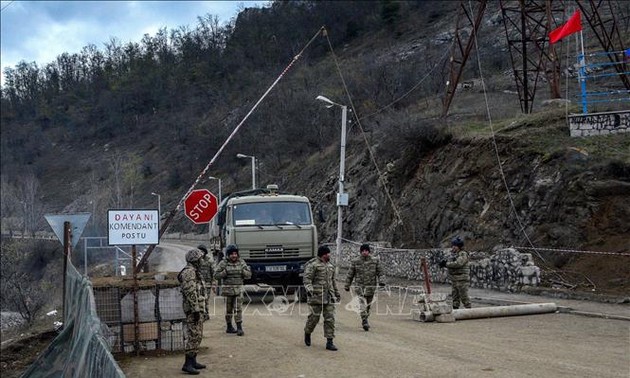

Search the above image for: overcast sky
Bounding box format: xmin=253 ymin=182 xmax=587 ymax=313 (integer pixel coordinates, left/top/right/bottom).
xmin=0 ymin=1 xmax=268 ymax=86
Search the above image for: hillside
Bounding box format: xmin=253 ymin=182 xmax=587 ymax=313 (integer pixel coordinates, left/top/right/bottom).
xmin=1 ymin=1 xmax=629 ymax=296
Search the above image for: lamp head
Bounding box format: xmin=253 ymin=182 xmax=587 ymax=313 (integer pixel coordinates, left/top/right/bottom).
xmin=316 ymin=95 xmax=336 ymax=108
xmin=236 ymin=153 xmax=249 ymax=159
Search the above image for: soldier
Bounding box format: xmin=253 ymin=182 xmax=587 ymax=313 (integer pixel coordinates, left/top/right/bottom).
xmin=439 ymin=236 xmax=471 ymax=309
xmin=303 ymin=245 xmax=340 ymax=351
xmin=344 ymin=243 xmax=385 ymax=331
xmin=178 ymin=249 xmax=207 ymax=375
xmin=197 ymin=244 xmax=215 ymax=321
xmin=215 ymin=244 xmax=251 ymax=336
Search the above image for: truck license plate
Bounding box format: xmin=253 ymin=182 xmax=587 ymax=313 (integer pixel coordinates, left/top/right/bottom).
xmin=266 ymin=265 xmax=287 ymax=272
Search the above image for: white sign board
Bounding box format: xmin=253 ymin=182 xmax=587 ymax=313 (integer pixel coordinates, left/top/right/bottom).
xmin=108 ymin=210 xmax=159 ymax=245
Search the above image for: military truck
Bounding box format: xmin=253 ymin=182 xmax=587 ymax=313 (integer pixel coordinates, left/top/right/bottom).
xmin=210 ymin=185 xmax=317 ymax=297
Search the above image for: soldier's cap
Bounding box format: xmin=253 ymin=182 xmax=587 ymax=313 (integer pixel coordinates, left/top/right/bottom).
xmin=186 ymin=249 xmax=204 ymax=263
xmin=360 ymin=244 xmax=371 ymax=252
xmin=226 ymin=244 xmax=239 ymax=255
xmin=197 ymin=244 xmax=208 ymax=255
xmin=317 ymin=245 xmax=331 ymax=257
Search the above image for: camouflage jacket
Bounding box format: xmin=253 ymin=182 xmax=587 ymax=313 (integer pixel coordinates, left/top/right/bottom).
xmin=179 ymin=263 xmax=206 ymax=314
xmin=344 ymin=255 xmax=384 ymax=296
xmin=199 ymin=255 xmax=215 ymax=285
xmin=215 ymin=259 xmax=252 ymax=296
xmin=304 ymin=257 xmax=340 ymax=305
xmin=446 ymin=250 xmax=470 ymax=282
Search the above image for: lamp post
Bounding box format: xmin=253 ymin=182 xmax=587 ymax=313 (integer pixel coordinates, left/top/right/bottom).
xmin=208 ymin=176 xmax=222 ymax=204
xmin=237 ymin=153 xmax=256 ymax=189
xmin=151 ymin=192 xmax=161 ymax=220
xmin=316 ymin=95 xmax=348 ymax=276
xmin=207 ymin=176 xmax=222 ymax=243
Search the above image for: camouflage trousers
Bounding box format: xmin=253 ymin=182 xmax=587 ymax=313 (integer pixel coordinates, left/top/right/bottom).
xmin=204 ymin=287 xmax=212 ymax=320
xmin=304 ymin=303 xmax=336 ymax=339
xmin=359 ymin=294 xmax=374 ymax=321
xmin=224 ymin=295 xmax=243 ymax=323
xmin=185 ymin=312 xmax=204 ymax=354
xmin=451 ymin=280 xmax=471 ymax=309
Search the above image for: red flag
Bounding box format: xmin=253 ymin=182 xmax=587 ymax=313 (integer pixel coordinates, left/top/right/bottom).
xmin=549 ymin=10 xmax=582 ymax=44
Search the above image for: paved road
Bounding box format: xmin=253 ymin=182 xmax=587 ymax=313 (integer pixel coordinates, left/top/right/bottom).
xmin=118 ymin=281 xmax=630 ymax=378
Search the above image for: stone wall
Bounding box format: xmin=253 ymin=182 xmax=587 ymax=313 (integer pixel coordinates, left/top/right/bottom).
xmin=569 ymin=110 xmax=629 ymax=137
xmin=337 ymin=243 xmax=540 ymax=293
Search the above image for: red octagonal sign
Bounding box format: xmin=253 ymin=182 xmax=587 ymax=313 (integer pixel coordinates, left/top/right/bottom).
xmin=184 ymin=189 xmax=218 ymax=224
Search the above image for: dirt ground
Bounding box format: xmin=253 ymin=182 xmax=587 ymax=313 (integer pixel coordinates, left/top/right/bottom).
xmin=3 ymin=242 xmax=628 ymax=377
xmin=117 ymin=288 xmax=630 ymax=378
xmin=0 ymin=330 xmax=58 ymax=378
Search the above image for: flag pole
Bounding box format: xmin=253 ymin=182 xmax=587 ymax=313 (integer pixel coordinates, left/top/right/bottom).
xmin=579 ymin=29 xmax=587 ymax=113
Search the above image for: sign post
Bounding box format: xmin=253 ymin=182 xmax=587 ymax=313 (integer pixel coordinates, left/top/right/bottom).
xmin=45 ymin=213 xmax=91 ymax=323
xmin=184 ymin=189 xmax=218 ymax=224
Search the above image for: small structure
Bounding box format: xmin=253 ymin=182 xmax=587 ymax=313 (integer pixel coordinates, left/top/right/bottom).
xmin=92 ymin=272 xmax=187 ymax=353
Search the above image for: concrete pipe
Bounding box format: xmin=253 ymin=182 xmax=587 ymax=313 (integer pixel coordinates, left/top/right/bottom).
xmin=419 ymin=311 xmax=434 ymax=322
xmin=452 ymin=303 xmax=557 ymax=320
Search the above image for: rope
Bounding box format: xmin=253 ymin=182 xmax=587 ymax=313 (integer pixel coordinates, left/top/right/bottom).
xmin=174 ymin=27 xmax=325 ymax=211
xmin=341 ymin=237 xmax=440 ymax=254
xmin=323 ymin=30 xmax=404 ymax=226
xmin=514 ymin=246 xmax=630 ymax=257
xmin=468 ymin=0 xmax=548 ymax=266
xmin=357 ymin=45 xmax=453 ymax=122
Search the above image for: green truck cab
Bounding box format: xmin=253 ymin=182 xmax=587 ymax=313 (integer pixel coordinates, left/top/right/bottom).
xmin=211 ymin=185 xmax=317 ymax=293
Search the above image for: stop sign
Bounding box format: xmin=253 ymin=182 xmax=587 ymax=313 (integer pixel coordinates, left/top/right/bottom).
xmin=184 ymin=189 xmax=218 ymax=224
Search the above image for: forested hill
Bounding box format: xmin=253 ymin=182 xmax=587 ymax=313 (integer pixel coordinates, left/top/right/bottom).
xmin=1 ymin=0 xmax=628 ymax=274
xmin=1 ymin=1 xmax=460 ymax=235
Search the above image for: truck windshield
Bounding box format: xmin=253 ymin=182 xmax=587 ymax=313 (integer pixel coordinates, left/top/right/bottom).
xmin=233 ymin=202 xmax=312 ymax=226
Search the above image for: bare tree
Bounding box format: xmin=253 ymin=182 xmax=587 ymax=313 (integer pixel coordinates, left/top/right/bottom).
xmin=0 ymin=241 xmax=49 ymax=324
xmin=109 ymin=151 xmax=125 ymax=208
xmin=18 ymin=173 xmax=42 ymax=237
xmin=108 ymin=150 xmax=143 ymax=209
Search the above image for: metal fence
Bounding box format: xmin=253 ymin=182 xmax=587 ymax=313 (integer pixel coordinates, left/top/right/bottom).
xmin=92 ymin=275 xmax=188 ymax=354
xmin=21 ymin=264 xmax=125 ymax=377
xmin=577 ymin=49 xmax=630 ymax=113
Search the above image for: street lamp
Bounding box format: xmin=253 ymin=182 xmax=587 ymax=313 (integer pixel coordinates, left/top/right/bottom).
xmin=208 ymin=176 xmax=222 ymax=204
xmin=316 ymin=95 xmax=348 ymax=276
xmin=151 ymin=192 xmax=161 ymax=219
xmin=208 ymin=176 xmax=222 ymax=244
xmin=237 ymin=153 xmax=257 ymax=190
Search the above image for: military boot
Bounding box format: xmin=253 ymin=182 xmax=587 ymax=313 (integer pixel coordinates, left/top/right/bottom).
xmin=325 ymin=338 xmax=338 ymax=351
xmin=304 ymin=333 xmax=311 ymax=346
xmin=182 ymin=353 xmax=200 ymax=375
xmin=236 ymin=322 xmax=244 ymax=336
xmin=226 ymin=320 xmax=237 ymax=334
xmin=192 ymin=353 xmax=206 ymax=369
xmin=362 ymin=319 xmax=370 ymax=331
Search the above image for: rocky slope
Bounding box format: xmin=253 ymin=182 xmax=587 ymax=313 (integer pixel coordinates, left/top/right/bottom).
xmin=284 ymin=109 xmax=630 ymax=295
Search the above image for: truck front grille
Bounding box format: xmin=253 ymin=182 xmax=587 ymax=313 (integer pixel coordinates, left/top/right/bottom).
xmin=248 ymin=248 xmax=301 ymax=259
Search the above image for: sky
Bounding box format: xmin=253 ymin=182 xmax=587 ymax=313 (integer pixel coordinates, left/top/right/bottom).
xmin=0 ymin=1 xmax=269 ymax=86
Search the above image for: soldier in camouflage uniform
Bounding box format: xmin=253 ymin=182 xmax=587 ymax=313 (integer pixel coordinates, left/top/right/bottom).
xmin=215 ymin=244 xmax=251 ymax=336
xmin=178 ymin=249 xmax=207 ymax=375
xmin=344 ymin=243 xmax=385 ymax=331
xmin=303 ymin=245 xmax=340 ymax=351
xmin=197 ymin=244 xmax=215 ymax=321
xmin=440 ymin=236 xmax=471 ymax=309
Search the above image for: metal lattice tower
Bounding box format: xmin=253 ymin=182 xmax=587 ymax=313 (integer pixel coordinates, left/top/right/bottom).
xmin=442 ymin=0 xmax=487 ymax=118
xmin=576 ymin=0 xmax=630 ymax=90
xmin=499 ymin=0 xmax=565 ymax=114
xmin=442 ymin=0 xmax=627 ymax=116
